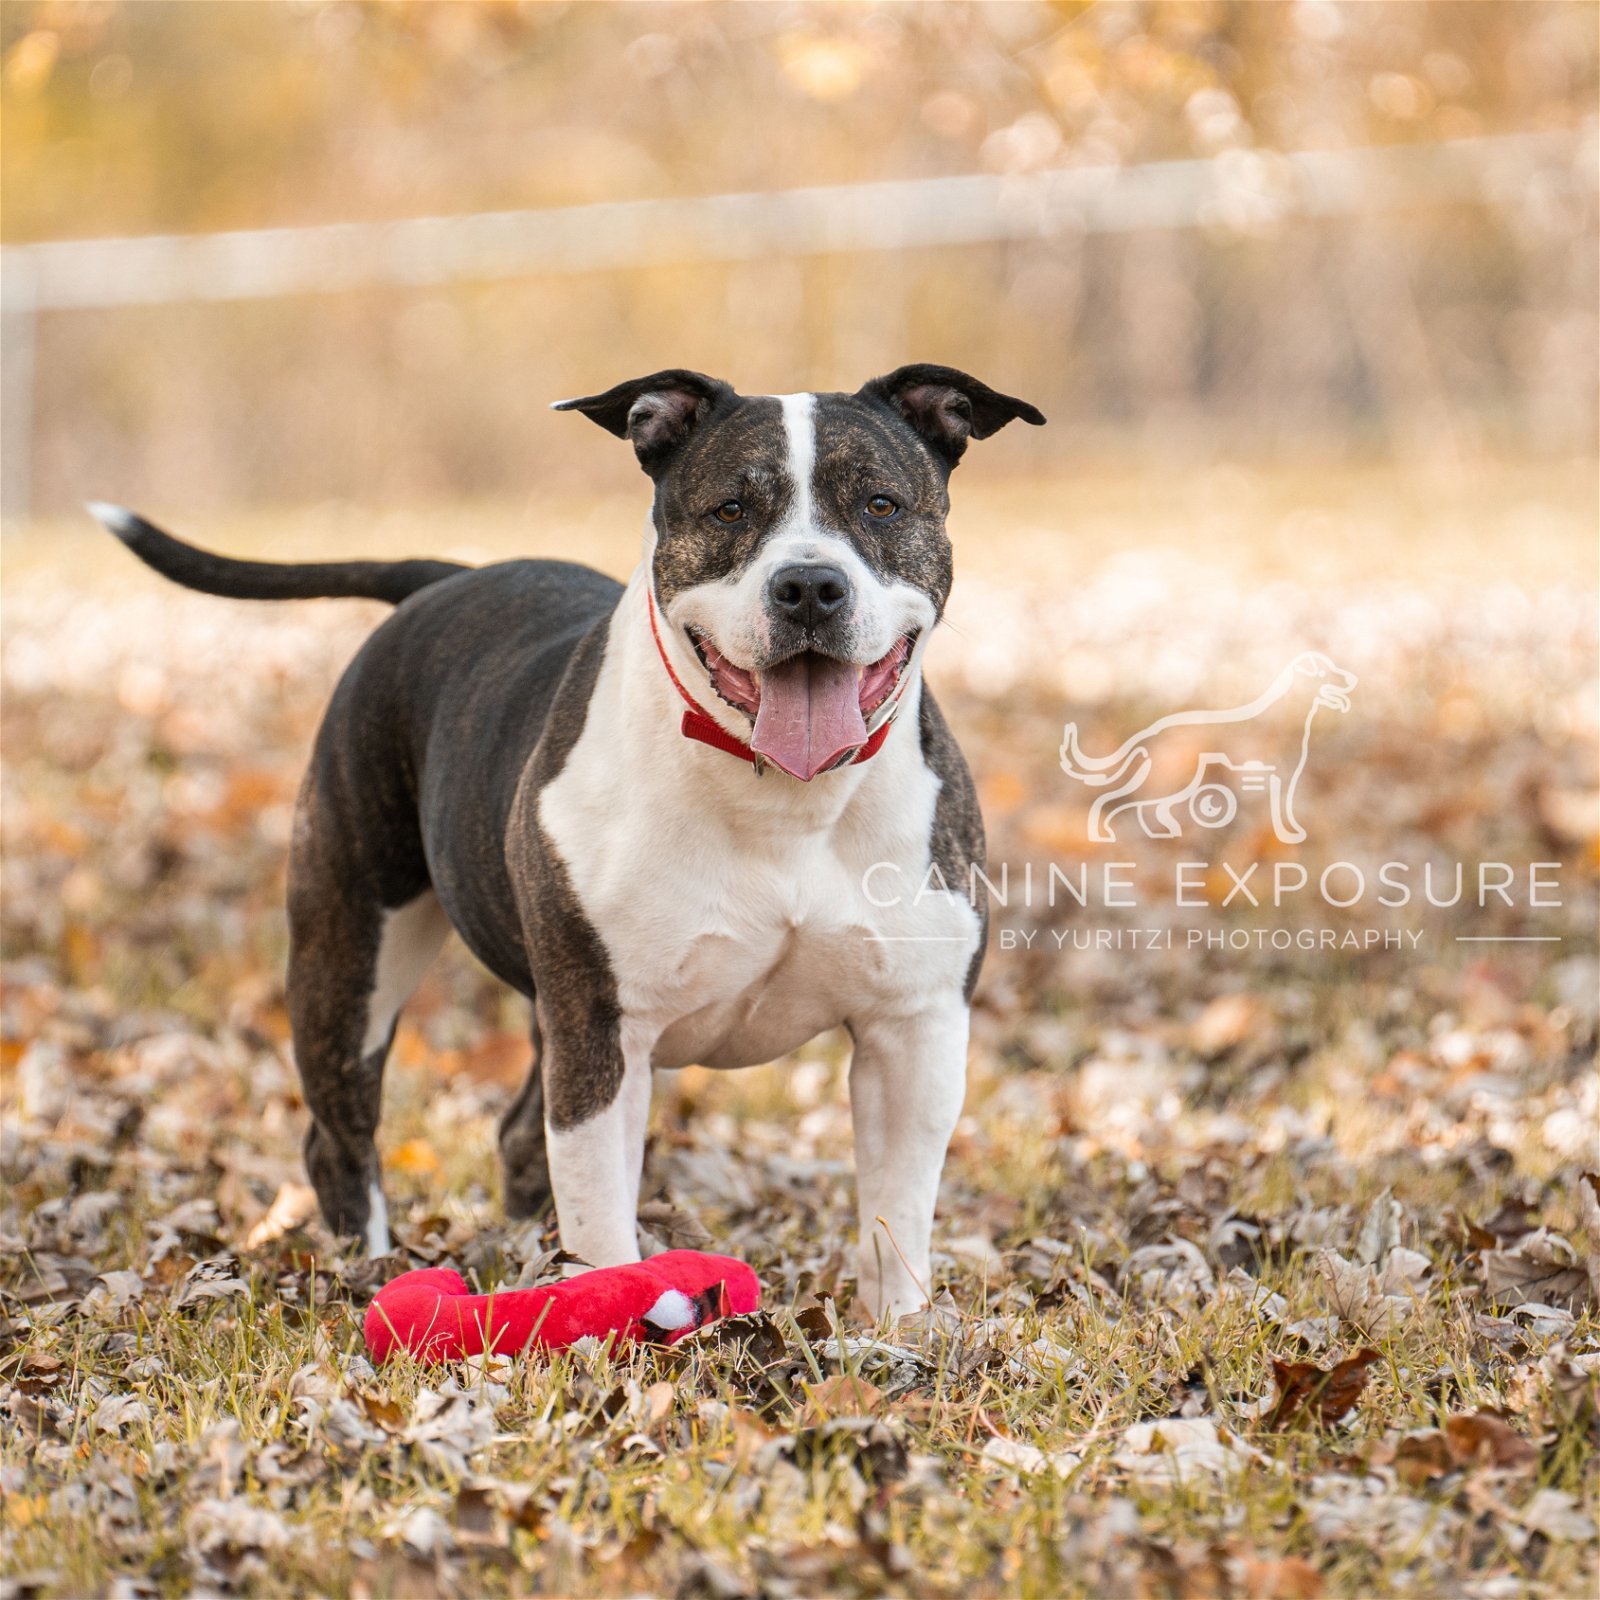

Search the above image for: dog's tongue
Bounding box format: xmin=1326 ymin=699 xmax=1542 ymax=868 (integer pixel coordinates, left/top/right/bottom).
xmin=751 ymin=654 xmax=867 ymax=781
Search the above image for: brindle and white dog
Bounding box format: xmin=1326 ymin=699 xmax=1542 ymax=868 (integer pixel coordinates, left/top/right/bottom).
xmin=94 ymin=364 xmax=1045 ymax=1318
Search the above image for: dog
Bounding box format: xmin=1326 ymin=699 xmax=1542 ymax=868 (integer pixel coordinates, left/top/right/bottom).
xmin=93 ymin=364 xmax=1045 ymax=1319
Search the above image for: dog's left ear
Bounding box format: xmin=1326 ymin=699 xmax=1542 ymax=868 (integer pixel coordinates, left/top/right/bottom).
xmin=553 ymin=370 xmax=738 ymax=477
xmin=857 ymin=364 xmax=1045 ymax=467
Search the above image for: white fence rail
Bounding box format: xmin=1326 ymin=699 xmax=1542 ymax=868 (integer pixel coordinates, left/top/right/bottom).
xmin=1 ymin=129 xmax=1589 ymax=518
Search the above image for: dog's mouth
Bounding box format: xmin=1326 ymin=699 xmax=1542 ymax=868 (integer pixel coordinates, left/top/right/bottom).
xmin=687 ymin=629 xmax=917 ymax=781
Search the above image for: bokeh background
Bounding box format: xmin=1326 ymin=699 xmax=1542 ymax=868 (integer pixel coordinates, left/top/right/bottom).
xmin=1 ymin=0 xmax=1596 ymax=516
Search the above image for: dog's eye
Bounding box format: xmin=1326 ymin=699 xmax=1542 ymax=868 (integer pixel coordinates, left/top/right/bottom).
xmin=864 ymin=496 xmax=898 ymax=519
xmin=712 ymin=500 xmax=744 ymax=524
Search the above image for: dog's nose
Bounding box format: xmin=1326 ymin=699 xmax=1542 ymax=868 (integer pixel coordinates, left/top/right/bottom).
xmin=767 ymin=563 xmax=851 ymax=628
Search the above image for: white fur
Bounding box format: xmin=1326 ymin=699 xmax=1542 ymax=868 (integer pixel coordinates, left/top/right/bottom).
xmin=544 ymin=1041 xmax=653 ymax=1268
xmin=359 ymin=889 xmax=450 ymax=1257
xmin=538 ymin=544 xmax=980 ymax=1316
xmin=365 ymin=1180 xmax=391 ymax=1256
xmin=850 ymin=999 xmax=970 ymax=1316
xmin=778 ymin=393 xmax=816 ymax=523
xmin=361 ymin=890 xmax=452 ymax=1056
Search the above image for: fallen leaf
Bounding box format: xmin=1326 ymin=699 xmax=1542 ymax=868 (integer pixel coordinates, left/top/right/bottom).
xmin=814 ymin=1335 xmax=932 ymax=1397
xmin=453 ymin=1481 xmax=501 ymax=1543
xmin=88 ymin=1270 xmax=146 ymax=1308
xmin=288 ymin=1363 xmax=339 ymax=1404
xmin=1483 ymin=1227 xmax=1592 ymax=1315
xmin=640 ymin=1380 xmax=676 ymax=1430
xmin=15 ymin=1353 xmax=66 ymax=1395
xmin=158 ymin=1198 xmax=224 ymax=1237
xmin=453 ymin=1475 xmax=542 ymax=1535
xmin=1444 ymin=1410 xmax=1538 ymax=1474
xmin=1355 ymin=1189 xmax=1401 ymax=1267
xmin=188 ymin=1496 xmax=292 ymax=1585
xmin=801 ymin=1374 xmax=884 ymax=1424
xmin=173 ymin=1257 xmax=248 ymax=1309
xmin=319 ymin=1398 xmax=389 ymax=1453
xmin=980 ymin=1435 xmax=1081 ymax=1476
xmin=1227 ymin=1548 xmax=1326 ymax=1598
xmin=1314 ymin=1250 xmax=1415 ymax=1336
xmin=636 ymin=1199 xmax=712 ymax=1252
xmin=1474 ymin=1195 xmax=1539 ymax=1245
xmin=511 ymin=1246 xmax=587 ymax=1289
xmin=91 ymin=1394 xmax=152 ymax=1433
xmin=243 ymin=1181 xmax=318 ymax=1250
xmin=403 ymin=1384 xmax=496 ymax=1478
xmin=1391 ymin=1429 xmax=1454 ymax=1488
xmin=386 ymin=1505 xmax=454 ymax=1560
xmin=387 ymin=1139 xmax=441 ymax=1177
xmin=1114 ymin=1415 xmax=1268 ymax=1483
xmin=357 ymin=1389 xmax=407 ymax=1433
xmin=1519 ymin=1487 xmax=1596 ymax=1543
xmin=1577 ymin=1171 xmax=1600 ymax=1308
xmin=1265 ymin=1350 xmax=1381 ymax=1431
xmin=1190 ymin=993 xmax=1271 ymax=1059
xmin=692 ymin=1397 xmax=775 ymax=1464
xmin=1301 ymin=1472 xmax=1454 ymax=1549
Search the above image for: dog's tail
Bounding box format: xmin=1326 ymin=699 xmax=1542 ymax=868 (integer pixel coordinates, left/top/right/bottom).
xmin=88 ymin=504 xmax=470 ymax=606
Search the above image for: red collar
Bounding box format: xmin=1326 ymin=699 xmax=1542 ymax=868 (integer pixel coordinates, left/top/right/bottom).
xmin=646 ymin=588 xmax=896 ymax=772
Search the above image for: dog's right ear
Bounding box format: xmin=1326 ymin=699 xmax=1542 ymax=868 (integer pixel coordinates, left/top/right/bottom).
xmin=552 ymin=370 xmax=738 ymax=477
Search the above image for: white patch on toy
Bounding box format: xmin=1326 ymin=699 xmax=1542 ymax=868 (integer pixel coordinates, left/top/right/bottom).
xmin=642 ymin=1288 xmax=697 ymax=1332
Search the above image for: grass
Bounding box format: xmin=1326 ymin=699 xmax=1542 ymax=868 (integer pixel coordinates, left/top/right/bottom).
xmin=4 ymin=1015 xmax=1595 ymax=1596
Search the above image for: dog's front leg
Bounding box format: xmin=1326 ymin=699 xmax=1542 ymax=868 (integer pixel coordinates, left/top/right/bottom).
xmin=541 ymin=1015 xmax=653 ymax=1269
xmin=848 ymin=999 xmax=969 ymax=1320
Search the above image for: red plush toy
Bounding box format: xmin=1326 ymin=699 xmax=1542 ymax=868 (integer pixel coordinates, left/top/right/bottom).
xmin=364 ymin=1250 xmax=761 ymax=1364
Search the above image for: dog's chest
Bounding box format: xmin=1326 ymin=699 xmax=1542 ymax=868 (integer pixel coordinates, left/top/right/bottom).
xmin=642 ymin=842 xmax=891 ymax=1069
xmin=537 ymin=728 xmax=976 ymax=1071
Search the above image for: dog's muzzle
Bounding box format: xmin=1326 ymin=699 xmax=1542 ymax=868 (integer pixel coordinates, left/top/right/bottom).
xmin=647 ymin=590 xmax=914 ymax=781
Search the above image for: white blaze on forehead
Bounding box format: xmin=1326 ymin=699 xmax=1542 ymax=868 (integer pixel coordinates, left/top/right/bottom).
xmin=776 ymin=392 xmax=817 ymax=533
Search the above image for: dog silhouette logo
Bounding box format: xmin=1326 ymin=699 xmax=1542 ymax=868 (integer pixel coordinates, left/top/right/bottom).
xmin=1059 ymin=652 xmax=1357 ymax=843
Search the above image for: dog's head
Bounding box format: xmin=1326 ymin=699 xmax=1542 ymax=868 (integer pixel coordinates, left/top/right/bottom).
xmin=555 ymin=365 xmax=1044 ymax=779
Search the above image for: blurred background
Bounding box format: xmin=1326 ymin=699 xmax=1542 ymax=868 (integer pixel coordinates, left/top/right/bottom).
xmin=0 ymin=0 xmax=1595 ymax=524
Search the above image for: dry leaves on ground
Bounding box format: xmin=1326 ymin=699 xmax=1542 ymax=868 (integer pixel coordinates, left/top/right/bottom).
xmin=3 ymin=533 xmax=1597 ymax=1597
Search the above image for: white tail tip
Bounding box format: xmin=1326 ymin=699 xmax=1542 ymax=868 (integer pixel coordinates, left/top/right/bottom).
xmin=86 ymin=501 xmax=137 ymax=534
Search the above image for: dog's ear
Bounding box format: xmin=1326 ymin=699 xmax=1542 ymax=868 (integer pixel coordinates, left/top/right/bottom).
xmin=553 ymin=370 xmax=738 ymax=477
xmin=857 ymin=364 xmax=1045 ymax=467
